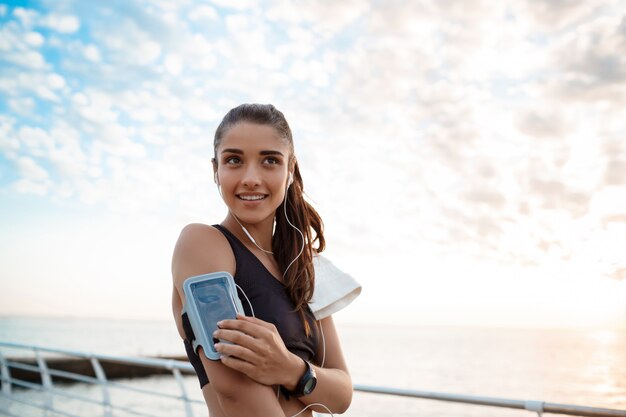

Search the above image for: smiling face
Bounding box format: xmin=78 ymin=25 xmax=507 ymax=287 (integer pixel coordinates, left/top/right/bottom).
xmin=214 ymin=122 xmax=292 ymax=226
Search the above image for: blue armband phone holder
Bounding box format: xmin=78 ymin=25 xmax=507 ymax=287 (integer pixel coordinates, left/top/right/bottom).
xmin=182 ymin=271 xmax=245 ymax=361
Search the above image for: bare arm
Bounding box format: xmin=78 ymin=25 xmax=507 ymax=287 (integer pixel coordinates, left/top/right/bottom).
xmin=171 ymin=224 xmax=286 ymax=417
xmin=289 ymin=316 xmax=352 ymax=414
xmin=215 ymin=314 xmax=352 ymax=414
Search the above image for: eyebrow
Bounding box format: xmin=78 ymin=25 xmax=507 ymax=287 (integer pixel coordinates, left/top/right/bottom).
xmin=260 ymin=150 xmax=285 ymax=156
xmin=221 ymin=148 xmax=285 ymax=157
xmin=221 ymin=148 xmax=243 ymax=155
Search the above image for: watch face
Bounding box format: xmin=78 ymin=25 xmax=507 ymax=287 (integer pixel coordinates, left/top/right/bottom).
xmin=303 ymin=377 xmax=317 ymax=395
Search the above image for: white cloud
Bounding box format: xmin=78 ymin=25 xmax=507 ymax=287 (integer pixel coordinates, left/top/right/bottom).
xmin=1 ymin=70 xmax=70 ymax=105
xmin=14 ymin=178 xmax=49 ymax=195
xmin=12 ymin=7 xmax=39 ymax=28
xmin=517 ymin=1 xmax=604 ymax=31
xmin=180 ymin=97 xmax=221 ymax=122
xmin=77 ymin=90 xmax=119 ymax=124
xmin=546 ymin=14 xmax=626 ymax=103
xmin=139 ymin=40 xmax=162 ymax=64
xmin=46 ymin=123 xmax=88 ymax=179
xmin=33 ymin=84 xmax=60 ymax=101
xmin=605 ymin=157 xmax=626 ymax=186
xmin=8 ymin=97 xmax=36 ymax=115
xmin=218 ymin=15 xmax=280 ymax=71
xmin=40 ymin=13 xmax=80 ymax=33
xmin=114 ymin=89 xmax=182 ymax=124
xmin=516 ymin=107 xmax=568 ymax=138
xmin=55 ymin=181 xmax=75 ymax=198
xmin=129 ymin=107 xmax=158 ymax=123
xmin=178 ymin=34 xmax=216 ymax=71
xmin=0 ymin=5 xmax=7 ymax=17
xmin=188 ymin=5 xmax=218 ymax=21
xmin=164 ymin=53 xmax=183 ymax=75
xmin=3 ymin=50 xmax=47 ymax=69
xmin=267 ymin=0 xmax=370 ymax=35
xmin=209 ymin=0 xmax=259 ymax=10
xmin=95 ymin=20 xmax=162 ymax=67
xmin=83 ymin=44 xmax=101 ymax=62
xmin=71 ymin=92 xmax=88 ymax=106
xmin=288 ymin=58 xmax=331 ymax=87
xmin=95 ymin=126 xmax=147 ymax=159
xmin=16 ymin=156 xmax=49 ymax=181
xmin=18 ymin=126 xmax=54 ymax=156
xmin=47 ymin=73 xmax=66 ymax=90
xmin=24 ymin=31 xmax=45 ymax=47
xmin=225 ymin=14 xmax=249 ymax=32
xmin=0 ymin=116 xmax=19 ymax=155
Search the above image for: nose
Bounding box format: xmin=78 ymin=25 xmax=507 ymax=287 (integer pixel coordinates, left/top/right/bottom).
xmin=241 ymin=165 xmax=261 ymax=188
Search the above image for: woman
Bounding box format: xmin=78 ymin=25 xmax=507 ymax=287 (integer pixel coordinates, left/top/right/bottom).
xmin=171 ymin=104 xmax=353 ymax=416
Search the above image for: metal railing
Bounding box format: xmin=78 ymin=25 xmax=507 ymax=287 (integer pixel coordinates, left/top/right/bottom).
xmin=1 ymin=341 xmax=625 ymax=417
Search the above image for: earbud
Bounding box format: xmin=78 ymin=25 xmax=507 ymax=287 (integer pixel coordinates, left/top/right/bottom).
xmin=288 ymin=172 xmax=293 ymax=187
xmin=214 ymin=172 xmax=219 ymax=185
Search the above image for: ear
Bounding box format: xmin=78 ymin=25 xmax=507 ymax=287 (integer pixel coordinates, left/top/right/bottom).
xmin=212 ymin=158 xmax=219 ymax=185
xmin=288 ymin=158 xmax=297 ymax=186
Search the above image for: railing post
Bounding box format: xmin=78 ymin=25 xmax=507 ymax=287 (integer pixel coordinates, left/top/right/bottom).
xmin=0 ymin=350 xmax=11 ymax=394
xmin=170 ymin=361 xmax=194 ymax=417
xmin=35 ymin=348 xmax=55 ymax=414
xmin=90 ymin=356 xmax=113 ymax=417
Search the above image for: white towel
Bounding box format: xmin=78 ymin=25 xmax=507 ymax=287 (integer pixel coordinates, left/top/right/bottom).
xmin=309 ymin=254 xmax=361 ymax=320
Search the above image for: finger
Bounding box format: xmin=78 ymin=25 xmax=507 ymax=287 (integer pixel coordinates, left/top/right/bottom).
xmin=214 ymin=342 xmax=257 ymax=364
xmin=218 ymin=317 xmax=269 ymax=338
xmin=235 ymin=314 xmax=277 ymax=331
xmin=216 ymin=318 xmax=239 ymax=328
xmin=214 ymin=329 xmax=257 ymax=348
xmin=219 ymin=353 xmax=256 ymax=376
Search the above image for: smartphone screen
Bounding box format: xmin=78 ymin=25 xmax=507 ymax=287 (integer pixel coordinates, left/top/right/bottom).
xmin=189 ymin=277 xmax=238 ymax=354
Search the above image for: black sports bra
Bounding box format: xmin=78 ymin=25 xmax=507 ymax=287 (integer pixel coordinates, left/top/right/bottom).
xmin=183 ymin=224 xmax=320 ymax=388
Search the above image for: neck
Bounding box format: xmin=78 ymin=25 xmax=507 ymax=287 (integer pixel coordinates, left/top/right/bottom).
xmin=223 ymin=214 xmax=274 ymax=253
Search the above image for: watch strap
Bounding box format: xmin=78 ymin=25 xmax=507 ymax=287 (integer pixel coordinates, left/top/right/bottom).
xmin=280 ymin=359 xmax=315 ymax=399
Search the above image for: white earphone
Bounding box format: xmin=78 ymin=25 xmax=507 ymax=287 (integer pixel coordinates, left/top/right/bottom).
xmin=214 ymin=172 xmax=219 ymax=185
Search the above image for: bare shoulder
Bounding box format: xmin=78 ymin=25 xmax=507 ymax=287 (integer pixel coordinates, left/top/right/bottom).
xmin=174 ymin=223 xmax=226 ymax=252
xmin=171 ymin=223 xmax=235 ymax=298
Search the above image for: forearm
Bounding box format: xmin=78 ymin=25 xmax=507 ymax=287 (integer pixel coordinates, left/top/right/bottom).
xmin=216 ymin=381 xmax=286 ymax=417
xmin=291 ymin=366 xmax=353 ymax=414
xmin=199 ymin=347 xmax=286 ymax=417
xmin=280 ymin=316 xmax=353 ymax=414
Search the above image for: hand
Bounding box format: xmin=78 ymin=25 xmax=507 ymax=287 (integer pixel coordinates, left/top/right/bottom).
xmin=213 ymin=314 xmax=305 ymax=387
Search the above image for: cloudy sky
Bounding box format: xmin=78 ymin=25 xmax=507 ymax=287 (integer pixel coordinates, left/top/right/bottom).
xmin=1 ymin=0 xmax=625 ymax=329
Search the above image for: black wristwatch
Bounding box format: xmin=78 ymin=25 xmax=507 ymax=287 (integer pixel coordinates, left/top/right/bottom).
xmin=280 ymin=359 xmax=317 ymax=399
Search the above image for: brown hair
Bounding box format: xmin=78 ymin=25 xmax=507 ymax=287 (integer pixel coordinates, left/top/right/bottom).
xmin=214 ymin=104 xmax=325 ymax=334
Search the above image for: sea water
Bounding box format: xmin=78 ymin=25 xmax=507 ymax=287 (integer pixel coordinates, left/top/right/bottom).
xmin=0 ymin=317 xmax=624 ymax=417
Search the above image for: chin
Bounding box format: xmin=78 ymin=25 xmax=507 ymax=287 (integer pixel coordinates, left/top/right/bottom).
xmin=232 ymin=210 xmax=276 ymax=226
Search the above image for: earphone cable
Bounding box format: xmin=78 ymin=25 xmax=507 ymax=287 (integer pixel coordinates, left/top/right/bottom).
xmin=282 ymin=188 xmax=305 ymax=277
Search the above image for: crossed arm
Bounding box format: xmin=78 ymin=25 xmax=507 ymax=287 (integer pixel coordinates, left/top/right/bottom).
xmin=213 ymin=314 xmax=352 ymax=415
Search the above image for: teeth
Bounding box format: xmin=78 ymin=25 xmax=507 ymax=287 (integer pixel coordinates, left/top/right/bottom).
xmin=239 ymin=195 xmax=266 ymax=201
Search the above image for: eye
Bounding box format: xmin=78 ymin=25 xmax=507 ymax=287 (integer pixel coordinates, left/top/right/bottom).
xmin=224 ymin=156 xmax=242 ymax=165
xmin=263 ymin=157 xmax=280 ymax=165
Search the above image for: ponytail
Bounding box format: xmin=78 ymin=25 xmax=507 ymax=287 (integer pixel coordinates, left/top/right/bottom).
xmin=272 ymin=162 xmax=325 ymax=335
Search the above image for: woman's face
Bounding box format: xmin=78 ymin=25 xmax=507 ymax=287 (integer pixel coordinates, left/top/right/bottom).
xmin=215 ymin=122 xmax=291 ymax=226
